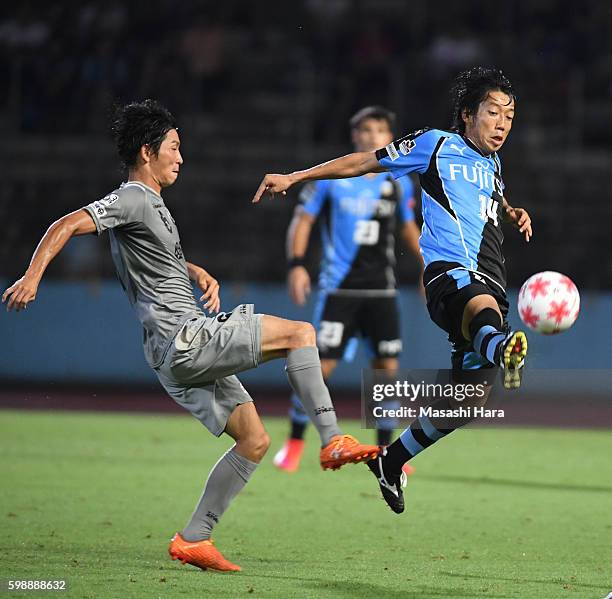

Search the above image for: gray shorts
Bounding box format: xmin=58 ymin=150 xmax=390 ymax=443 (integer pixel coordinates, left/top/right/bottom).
xmin=155 ymin=304 xmax=263 ymax=436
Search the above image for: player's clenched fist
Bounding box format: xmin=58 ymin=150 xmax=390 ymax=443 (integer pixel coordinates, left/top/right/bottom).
xmin=252 ymin=173 xmax=295 ymax=203
xmin=2 ymin=275 xmax=39 ymax=312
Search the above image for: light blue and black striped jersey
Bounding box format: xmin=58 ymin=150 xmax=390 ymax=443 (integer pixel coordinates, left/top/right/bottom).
xmin=376 ymin=128 xmax=506 ymax=292
xmin=299 ymin=173 xmax=415 ymax=292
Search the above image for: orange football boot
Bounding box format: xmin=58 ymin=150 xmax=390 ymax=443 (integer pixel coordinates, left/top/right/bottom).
xmin=320 ymin=434 xmax=380 ymax=470
xmin=273 ymin=438 xmax=306 ymax=472
xmin=168 ymin=533 xmax=241 ymax=572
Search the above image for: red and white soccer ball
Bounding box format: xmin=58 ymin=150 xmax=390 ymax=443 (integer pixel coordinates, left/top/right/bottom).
xmin=517 ymin=271 xmax=580 ymax=334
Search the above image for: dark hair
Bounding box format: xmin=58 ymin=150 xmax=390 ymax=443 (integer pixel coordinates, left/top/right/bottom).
xmin=449 ymin=67 xmax=515 ymax=134
xmin=111 ymin=99 xmax=178 ymax=169
xmin=349 ymin=105 xmax=396 ymax=131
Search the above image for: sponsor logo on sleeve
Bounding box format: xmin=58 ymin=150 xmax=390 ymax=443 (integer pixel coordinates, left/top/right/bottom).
xmin=398 ymin=138 xmax=415 ymax=155
xmin=102 ymin=193 xmax=119 ymax=206
xmin=385 ymin=142 xmax=400 ymax=161
xmin=92 ymin=201 xmax=107 ymax=217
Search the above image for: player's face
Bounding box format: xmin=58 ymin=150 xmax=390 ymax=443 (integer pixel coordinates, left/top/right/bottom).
xmin=463 ymin=90 xmax=515 ymax=154
xmin=352 ymin=118 xmax=393 ymax=153
xmin=150 ymin=129 xmax=183 ymax=188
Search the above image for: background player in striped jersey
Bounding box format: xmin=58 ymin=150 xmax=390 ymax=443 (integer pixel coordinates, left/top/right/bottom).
xmin=273 ymin=106 xmax=423 ymax=472
xmin=253 ymin=66 xmax=532 ymax=513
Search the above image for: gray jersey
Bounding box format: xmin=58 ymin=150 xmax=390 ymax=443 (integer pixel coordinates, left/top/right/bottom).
xmin=84 ymin=181 xmax=202 ymax=367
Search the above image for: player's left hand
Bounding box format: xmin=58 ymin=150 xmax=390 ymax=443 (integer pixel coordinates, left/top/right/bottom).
xmin=197 ymin=272 xmax=221 ymax=313
xmin=2 ymin=275 xmax=39 ymax=312
xmin=506 ymin=206 xmax=532 ymax=242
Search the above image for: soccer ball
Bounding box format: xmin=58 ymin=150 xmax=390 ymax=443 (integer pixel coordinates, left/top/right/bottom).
xmin=517 ymin=271 xmax=580 ymax=334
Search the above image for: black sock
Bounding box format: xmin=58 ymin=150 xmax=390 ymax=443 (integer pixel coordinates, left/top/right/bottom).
xmin=381 ymin=438 xmax=412 ymax=479
xmin=381 ymin=396 xmax=467 ymax=478
xmin=376 ymin=428 xmax=392 ymax=446
xmin=290 ymin=420 xmax=307 ymax=441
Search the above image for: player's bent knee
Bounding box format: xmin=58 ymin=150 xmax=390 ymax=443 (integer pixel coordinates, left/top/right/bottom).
xmin=252 ymin=432 xmax=271 ymax=461
xmin=260 ymin=431 xmax=271 ymax=455
xmin=283 ymin=320 xmax=316 ymax=349
xmin=292 ymin=321 xmax=316 ymax=348
xmin=238 ymin=431 xmax=270 ymax=462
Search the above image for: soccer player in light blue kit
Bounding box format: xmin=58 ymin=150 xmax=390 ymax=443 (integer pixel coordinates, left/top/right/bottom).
xmin=274 ymin=106 xmax=423 ymax=472
xmin=253 ymin=67 xmax=533 ymax=513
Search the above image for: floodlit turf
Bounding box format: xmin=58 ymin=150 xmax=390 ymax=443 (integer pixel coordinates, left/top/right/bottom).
xmin=0 ymin=410 xmax=610 ymax=599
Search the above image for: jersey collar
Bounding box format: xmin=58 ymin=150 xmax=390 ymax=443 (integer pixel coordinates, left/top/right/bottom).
xmin=462 ymin=135 xmax=493 ymax=158
xmin=122 ymin=180 xmax=163 ymax=199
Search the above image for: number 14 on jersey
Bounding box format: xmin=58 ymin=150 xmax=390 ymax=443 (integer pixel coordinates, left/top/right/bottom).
xmin=479 ymin=195 xmax=499 ymax=226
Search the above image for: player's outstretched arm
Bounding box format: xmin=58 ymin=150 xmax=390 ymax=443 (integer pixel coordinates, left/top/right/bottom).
xmin=2 ymin=210 xmax=96 ymax=312
xmin=502 ymin=197 xmax=532 ymax=242
xmin=252 ymin=151 xmax=384 ymax=203
xmin=186 ymin=261 xmax=221 ymax=314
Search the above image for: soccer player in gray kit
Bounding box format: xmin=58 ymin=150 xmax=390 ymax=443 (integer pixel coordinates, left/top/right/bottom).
xmin=3 ymin=100 xmax=380 ymax=572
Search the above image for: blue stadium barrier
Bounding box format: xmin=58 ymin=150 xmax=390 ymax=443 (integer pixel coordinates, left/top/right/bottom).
xmin=0 ymin=280 xmax=609 ymax=391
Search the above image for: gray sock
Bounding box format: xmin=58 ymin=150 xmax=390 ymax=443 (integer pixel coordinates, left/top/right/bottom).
xmin=285 ymin=346 xmax=342 ymax=446
xmin=181 ymin=445 xmax=258 ymax=542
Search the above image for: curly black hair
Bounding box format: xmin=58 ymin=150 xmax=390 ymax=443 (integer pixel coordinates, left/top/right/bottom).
xmin=449 ymin=67 xmax=515 ymax=134
xmin=349 ymin=105 xmax=397 ymax=131
xmin=111 ymin=99 xmax=178 ymax=169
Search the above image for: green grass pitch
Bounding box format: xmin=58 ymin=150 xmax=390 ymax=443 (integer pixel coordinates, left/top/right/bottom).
xmin=1 ymin=409 xmax=610 ymax=598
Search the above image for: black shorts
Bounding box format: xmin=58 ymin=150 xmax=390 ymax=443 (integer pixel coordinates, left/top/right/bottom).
xmin=313 ymin=292 xmax=401 ymax=361
xmin=424 ymin=261 xmax=509 ymax=372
